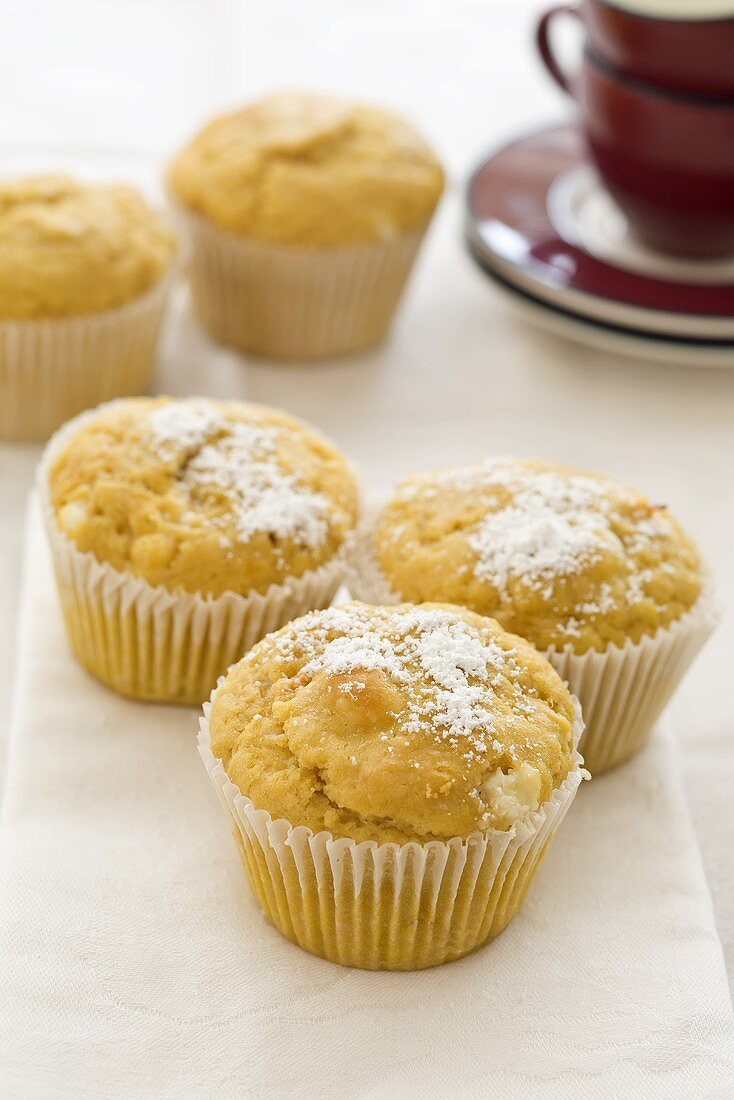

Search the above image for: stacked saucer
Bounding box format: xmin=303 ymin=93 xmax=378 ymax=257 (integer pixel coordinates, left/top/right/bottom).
xmin=465 ymin=125 xmax=734 ymax=367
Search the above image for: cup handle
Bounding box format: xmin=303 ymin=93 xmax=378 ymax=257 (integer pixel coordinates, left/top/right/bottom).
xmin=536 ymin=4 xmax=583 ymax=96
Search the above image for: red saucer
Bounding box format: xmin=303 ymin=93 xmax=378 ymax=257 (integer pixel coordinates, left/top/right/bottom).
xmin=465 ymin=125 xmax=734 ymax=345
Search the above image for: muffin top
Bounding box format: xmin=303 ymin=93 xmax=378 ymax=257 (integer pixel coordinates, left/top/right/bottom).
xmin=0 ymin=176 xmax=175 ymax=319
xmin=211 ymin=601 xmax=577 ymax=845
xmin=49 ymin=397 xmax=359 ymax=597
xmin=168 ymin=92 xmax=444 ymax=246
xmin=372 ymin=458 xmax=701 ymax=654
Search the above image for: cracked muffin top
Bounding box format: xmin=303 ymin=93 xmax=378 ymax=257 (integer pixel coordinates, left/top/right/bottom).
xmin=168 ymin=91 xmax=444 ymax=246
xmin=0 ymin=176 xmax=175 ymax=319
xmin=210 ymin=601 xmax=577 ymax=844
xmin=369 ymin=457 xmax=702 ymax=654
xmin=47 ymin=396 xmax=359 ymax=596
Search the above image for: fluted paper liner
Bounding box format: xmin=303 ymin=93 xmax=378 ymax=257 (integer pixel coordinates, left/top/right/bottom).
xmin=172 ymin=202 xmax=429 ymax=360
xmin=38 ymin=403 xmax=351 ymax=706
xmin=0 ymin=269 xmax=174 ymax=442
xmin=346 ymin=515 xmax=719 ymax=776
xmin=198 ymin=690 xmax=586 ymax=971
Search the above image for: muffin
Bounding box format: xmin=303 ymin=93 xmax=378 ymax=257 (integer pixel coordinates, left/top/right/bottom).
xmin=199 ymin=601 xmax=585 ymax=970
xmin=168 ymin=92 xmax=444 ymax=359
xmin=349 ymin=457 xmax=716 ymax=774
xmin=0 ymin=176 xmax=176 ymax=440
xmin=39 ymin=396 xmax=359 ymax=704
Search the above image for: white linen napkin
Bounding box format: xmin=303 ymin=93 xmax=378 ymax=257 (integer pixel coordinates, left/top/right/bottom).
xmin=1 ymin=501 xmax=733 ymax=1100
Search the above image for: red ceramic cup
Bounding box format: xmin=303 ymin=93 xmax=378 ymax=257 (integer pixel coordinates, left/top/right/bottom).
xmin=537 ymin=1 xmax=734 ymax=100
xmin=579 ymin=53 xmax=734 ymax=257
xmin=536 ymin=10 xmax=734 ymax=258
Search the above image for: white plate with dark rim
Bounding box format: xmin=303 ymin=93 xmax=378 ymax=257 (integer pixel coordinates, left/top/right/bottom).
xmin=465 ymin=123 xmax=734 ymax=365
xmin=481 ymin=267 xmax=734 ymax=368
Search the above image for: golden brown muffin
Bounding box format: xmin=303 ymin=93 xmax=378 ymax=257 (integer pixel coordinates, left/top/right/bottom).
xmin=0 ymin=176 xmax=175 ymax=319
xmin=49 ymin=396 xmax=359 ymax=597
xmin=168 ymin=92 xmax=444 ymax=247
xmin=370 ymin=458 xmax=702 ymax=654
xmin=210 ymin=601 xmax=576 ymax=844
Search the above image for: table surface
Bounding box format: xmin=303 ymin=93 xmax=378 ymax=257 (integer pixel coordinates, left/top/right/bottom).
xmin=0 ymin=0 xmax=732 ymax=996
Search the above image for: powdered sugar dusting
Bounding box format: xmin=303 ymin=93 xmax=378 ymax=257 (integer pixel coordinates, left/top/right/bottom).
xmin=397 ymin=458 xmax=677 ymax=616
xmin=280 ymin=604 xmax=535 ymax=761
xmin=148 ymin=399 xmax=330 ymax=550
xmin=466 ymin=465 xmax=619 ymax=598
xmin=149 ymin=400 xmax=222 ymax=457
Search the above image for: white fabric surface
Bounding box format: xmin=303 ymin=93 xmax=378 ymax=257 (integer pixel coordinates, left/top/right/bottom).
xmin=0 ymin=10 xmax=733 ymax=1094
xmin=0 ymin=503 xmax=732 ymax=1099
xmin=0 ymin=0 xmax=733 ymax=995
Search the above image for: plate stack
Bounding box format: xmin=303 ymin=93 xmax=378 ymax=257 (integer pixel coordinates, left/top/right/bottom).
xmin=465 ymin=125 xmax=734 ymax=368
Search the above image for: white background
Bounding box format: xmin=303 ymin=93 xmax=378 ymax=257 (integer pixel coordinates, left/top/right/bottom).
xmin=0 ymin=0 xmax=732 ymax=991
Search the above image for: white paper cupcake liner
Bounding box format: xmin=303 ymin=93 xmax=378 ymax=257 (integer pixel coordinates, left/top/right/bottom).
xmin=198 ymin=689 xmax=586 ymax=971
xmin=171 ymin=202 xmax=429 ymax=360
xmin=37 ymin=403 xmax=352 ymax=706
xmin=346 ymin=514 xmax=719 ymax=776
xmin=0 ymin=269 xmax=174 ymax=442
